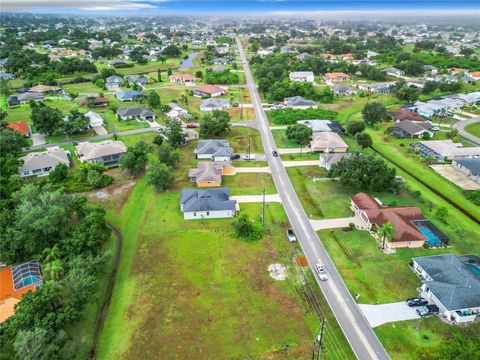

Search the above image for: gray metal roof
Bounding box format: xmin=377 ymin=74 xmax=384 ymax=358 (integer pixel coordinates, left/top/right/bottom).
xmin=413 ymin=254 xmax=480 ymax=310
xmin=180 ymin=188 xmax=236 ymax=212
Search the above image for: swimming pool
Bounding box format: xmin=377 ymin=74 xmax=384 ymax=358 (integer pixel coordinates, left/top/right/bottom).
xmin=418 ymin=225 xmax=444 ymax=246
xmin=19 ymin=272 xmax=41 ymax=288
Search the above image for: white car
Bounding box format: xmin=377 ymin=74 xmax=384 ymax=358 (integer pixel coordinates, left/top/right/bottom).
xmin=315 ymin=264 xmax=328 ymax=281
xmin=431 ymin=126 xmax=440 ymax=131
xmin=242 ymin=154 xmax=256 ymax=160
xmin=286 ymin=229 xmax=296 ymax=242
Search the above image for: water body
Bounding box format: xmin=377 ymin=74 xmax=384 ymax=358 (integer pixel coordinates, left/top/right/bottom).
xmin=179 ymin=51 xmax=199 ymax=69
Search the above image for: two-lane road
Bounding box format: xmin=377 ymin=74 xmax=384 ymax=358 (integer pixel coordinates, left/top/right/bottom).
xmin=236 ymin=37 xmax=390 ymax=360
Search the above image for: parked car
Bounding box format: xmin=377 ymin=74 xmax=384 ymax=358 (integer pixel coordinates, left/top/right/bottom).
xmin=231 ymin=154 xmax=240 ymax=160
xmin=186 ymin=123 xmax=199 ymax=128
xmin=315 ymin=264 xmax=328 ymax=280
xmin=233 ymin=103 xmax=239 ymax=107
xmin=431 ymin=126 xmax=440 ymax=131
xmin=406 ymin=297 xmax=428 ymax=307
xmin=286 ymin=229 xmax=296 ymax=242
xmin=416 ymin=304 xmax=439 ymax=317
xmin=272 ymin=150 xmax=278 ymax=157
xmin=242 ymin=154 xmax=256 ymax=160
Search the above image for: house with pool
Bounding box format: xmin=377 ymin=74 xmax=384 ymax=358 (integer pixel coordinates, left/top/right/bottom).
xmin=350 ymin=192 xmax=448 ymax=249
xmin=412 ymin=254 xmax=480 ymax=324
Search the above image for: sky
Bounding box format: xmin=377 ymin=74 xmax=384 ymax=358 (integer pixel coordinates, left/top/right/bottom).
xmin=2 ymin=0 xmax=480 ymax=14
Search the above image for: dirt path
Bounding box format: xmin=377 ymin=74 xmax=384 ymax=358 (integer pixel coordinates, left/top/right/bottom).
xmin=89 ymin=223 xmax=124 ymax=360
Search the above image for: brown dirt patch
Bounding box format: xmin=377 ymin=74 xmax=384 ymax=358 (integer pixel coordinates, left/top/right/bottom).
xmin=81 ymin=180 xmax=137 ymax=209
xmin=296 ymin=256 xmax=309 ymax=267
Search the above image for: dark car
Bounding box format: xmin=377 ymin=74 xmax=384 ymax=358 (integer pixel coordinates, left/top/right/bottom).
xmin=231 ymin=154 xmax=240 ymax=160
xmin=416 ymin=304 xmax=439 ymax=317
xmin=406 ymin=297 xmax=428 ymax=307
xmin=233 ymin=103 xmax=239 ymax=107
xmin=272 ymin=150 xmax=278 ymax=157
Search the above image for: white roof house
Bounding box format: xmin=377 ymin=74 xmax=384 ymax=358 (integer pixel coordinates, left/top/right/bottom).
xmin=85 ymin=111 xmax=104 ymax=128
xmin=411 ymin=140 xmax=480 ymax=161
xmin=200 ymin=98 xmax=231 ymax=112
xmin=76 ymin=140 xmax=127 ymax=166
xmin=19 ymin=147 xmax=69 ymax=177
xmin=289 ymin=71 xmax=315 ymax=83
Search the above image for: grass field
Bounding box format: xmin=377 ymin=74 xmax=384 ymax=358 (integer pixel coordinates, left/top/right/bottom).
xmin=464 ymin=121 xmax=480 ymax=138
xmin=95 ymin=177 xmax=342 ymax=359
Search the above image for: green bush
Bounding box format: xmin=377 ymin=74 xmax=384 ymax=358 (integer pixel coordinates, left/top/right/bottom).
xmin=270 ymin=108 xmax=338 ymax=125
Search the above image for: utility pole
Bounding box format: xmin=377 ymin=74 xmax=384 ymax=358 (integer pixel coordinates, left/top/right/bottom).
xmin=312 ymin=319 xmax=326 ymax=360
xmin=248 ymin=135 xmax=251 ymax=162
xmin=261 ymin=188 xmax=265 ymax=225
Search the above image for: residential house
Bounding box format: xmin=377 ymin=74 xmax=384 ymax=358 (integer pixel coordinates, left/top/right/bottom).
xmin=116 ymin=106 xmax=156 ymax=122
xmin=381 ymin=67 xmax=405 ymax=77
xmin=19 ymin=147 xmax=70 ymax=177
xmin=195 ymin=140 xmax=234 ymax=161
xmin=412 ymin=254 xmax=480 ymax=323
xmin=423 ymin=65 xmax=438 ymax=75
xmin=29 ymin=85 xmax=61 ymax=94
xmin=115 ymin=90 xmax=146 ymax=102
xmin=324 ymin=72 xmax=351 ymax=82
xmin=8 ymin=92 xmax=44 ymax=106
xmin=7 ymin=121 xmax=31 ymax=136
xmin=166 ymin=103 xmax=189 ymax=119
xmin=0 ymin=261 xmax=42 ymax=324
xmin=257 ymin=48 xmax=274 ymax=57
xmin=189 ymin=162 xmax=235 ymax=187
xmin=108 ymin=59 xmax=126 ymax=67
xmin=0 ymin=73 xmax=15 ymax=81
xmin=392 ymin=110 xmax=426 ymax=123
xmin=284 ymin=96 xmax=317 ymax=109
xmin=351 ymin=192 xmax=428 ymax=249
xmin=452 ymin=158 xmax=480 ymax=183
xmin=388 ymin=121 xmax=433 ymax=139
xmin=79 ymin=97 xmax=108 ymax=108
xmin=212 ymin=66 xmax=229 ymax=72
xmin=169 ymin=73 xmax=196 ymax=85
xmin=410 ymin=140 xmax=480 ymax=161
xmin=200 ymin=98 xmax=231 ymax=112
xmin=76 ymin=140 xmax=127 ymax=167
xmin=126 ymin=75 xmax=148 ymax=87
xmin=319 ymin=153 xmax=351 ymax=170
xmin=289 ymin=71 xmax=315 ymax=83
xmin=469 ymin=71 xmax=480 ymax=80
xmin=358 ymin=83 xmax=394 ymax=94
xmin=331 ymin=84 xmax=357 ymax=96
xmin=105 ymin=75 xmax=124 ymax=90
xmin=297 ymin=120 xmax=344 ymax=134
xmin=180 ymin=188 xmax=238 ymax=220
xmin=310 ymin=132 xmax=348 ymax=153
xmin=212 ymin=57 xmax=230 ymax=65
xmin=193 ymin=85 xmax=225 ymax=98
xmin=85 ymin=111 xmax=104 ymax=128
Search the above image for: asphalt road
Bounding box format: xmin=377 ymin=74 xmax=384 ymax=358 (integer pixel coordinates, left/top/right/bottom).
xmin=452 ymin=115 xmax=480 ymax=145
xmin=236 ymin=37 xmax=390 ymax=360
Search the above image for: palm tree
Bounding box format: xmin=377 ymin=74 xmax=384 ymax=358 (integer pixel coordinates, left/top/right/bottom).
xmin=43 ymin=259 xmax=64 ymax=282
xmin=378 ymin=222 xmax=395 ymax=250
xmin=43 ymin=245 xmax=60 ymax=263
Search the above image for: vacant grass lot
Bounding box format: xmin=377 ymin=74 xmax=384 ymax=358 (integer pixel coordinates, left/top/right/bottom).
xmin=465 ymin=121 xmax=480 ymax=138
xmin=96 ymin=179 xmax=315 ymax=359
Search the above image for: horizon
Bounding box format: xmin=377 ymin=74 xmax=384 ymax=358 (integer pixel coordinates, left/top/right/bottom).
xmin=2 ymin=0 xmax=480 ymax=15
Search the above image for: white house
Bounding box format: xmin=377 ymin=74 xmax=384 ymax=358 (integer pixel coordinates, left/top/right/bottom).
xmin=195 ymin=140 xmax=234 ymax=162
xmin=412 ymin=254 xmax=480 ymax=324
xmin=19 ymin=147 xmax=70 ymax=177
xmin=85 ymin=111 xmax=104 ymax=128
xmin=180 ymin=188 xmax=238 ymax=220
xmin=289 ymin=71 xmax=315 ymax=83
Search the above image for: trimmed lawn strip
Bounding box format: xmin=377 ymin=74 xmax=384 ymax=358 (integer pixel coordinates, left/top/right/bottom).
xmin=224 ymin=173 xmax=276 ymax=195
xmin=464 ymin=121 xmax=480 ymax=138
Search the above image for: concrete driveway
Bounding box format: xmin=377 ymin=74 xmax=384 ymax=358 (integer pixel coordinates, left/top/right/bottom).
xmin=234 ymin=167 xmax=271 ymax=173
xmin=278 ymin=147 xmax=313 ymax=154
xmin=359 ymin=302 xmax=421 ymax=327
xmin=231 ymin=194 xmax=281 ymax=203
xmin=310 ymin=216 xmax=362 ymax=230
xmin=31 ymin=133 xmax=46 ymax=146
xmin=283 ymin=160 xmax=319 ymax=167
xmin=430 ymin=164 xmax=480 ymax=190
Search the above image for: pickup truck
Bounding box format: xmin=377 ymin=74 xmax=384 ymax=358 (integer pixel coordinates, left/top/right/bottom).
xmin=416 ymin=304 xmax=439 ymax=317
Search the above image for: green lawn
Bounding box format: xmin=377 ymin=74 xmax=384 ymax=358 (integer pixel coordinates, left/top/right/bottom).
xmin=272 ymin=129 xmax=300 ymax=148
xmin=465 ymin=121 xmax=480 ymax=138
xmin=62 ymin=81 xmax=104 ymax=94
xmin=224 ymin=173 xmax=276 ymax=195
xmin=224 ymin=126 xmax=263 ymax=153
xmin=96 ymin=178 xmax=316 ymax=359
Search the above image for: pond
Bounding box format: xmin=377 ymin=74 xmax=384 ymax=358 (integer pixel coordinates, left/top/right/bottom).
xmin=179 ymin=51 xmax=199 ymax=69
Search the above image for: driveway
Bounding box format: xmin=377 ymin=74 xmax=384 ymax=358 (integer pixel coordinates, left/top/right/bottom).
xmin=237 ymin=153 xmax=267 ymax=161
xmin=452 ymin=116 xmax=480 ymax=145
xmin=92 ymin=126 xmax=108 ymax=136
xmin=359 ymin=302 xmax=421 ymax=328
xmin=231 ymin=194 xmax=282 ymax=203
xmin=31 ymin=133 xmax=46 ymax=146
xmin=234 ymin=167 xmax=271 ymax=173
xmin=277 ymin=147 xmax=313 ymax=154
xmin=310 ymin=216 xmax=362 ymax=230
xmin=283 ymin=160 xmax=319 ymax=167
xmin=430 ymin=164 xmax=480 ymax=190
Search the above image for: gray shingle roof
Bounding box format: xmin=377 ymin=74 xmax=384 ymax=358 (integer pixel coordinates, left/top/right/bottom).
xmin=19 ymin=147 xmax=69 ymax=172
xmin=454 ymin=158 xmax=480 ymax=176
xmin=76 ymin=140 xmax=127 ymax=161
xmin=284 ymin=96 xmax=317 ymax=107
xmin=196 ymin=140 xmax=233 ymax=157
xmin=414 ymin=254 xmax=480 ymax=310
xmin=116 ymin=106 xmax=155 ymax=118
xmin=180 ymin=188 xmax=236 ymax=212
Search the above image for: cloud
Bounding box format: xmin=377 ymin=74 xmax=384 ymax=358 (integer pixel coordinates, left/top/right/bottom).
xmin=1 ymin=0 xmax=164 ymax=12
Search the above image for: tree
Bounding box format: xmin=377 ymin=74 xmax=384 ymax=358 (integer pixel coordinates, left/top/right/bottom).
xmin=120 ymin=141 xmax=150 ymax=176
xmin=421 ymin=131 xmax=431 ymax=140
xmin=285 ymin=124 xmax=312 ymax=149
xmin=435 ymin=206 xmax=449 ymax=223
xmin=195 ymin=70 xmax=203 ymax=78
xmin=48 ymin=164 xmax=69 ymax=184
xmin=346 ymin=121 xmax=366 ymax=136
xmin=158 ymin=119 xmax=186 ymax=148
xmin=395 ymin=85 xmax=420 ymax=103
xmin=378 ymin=222 xmax=395 ymax=250
xmin=199 ymin=110 xmax=231 ymax=137
xmin=162 ymin=45 xmax=182 ymax=57
xmin=30 ymin=103 xmax=64 ymax=135
xmin=157 ymin=69 xmax=162 ymax=82
xmin=147 ymin=91 xmax=160 ymax=108
xmin=157 ymin=142 xmax=180 ymax=168
xmin=64 ymin=110 xmax=88 ymax=135
xmin=446 ymin=129 xmax=459 ymax=139
xmin=328 ymin=154 xmax=396 ymax=191
xmin=362 ymin=102 xmax=387 ymax=126
xmin=78 ymin=162 xmax=109 ymax=189
xmin=422 ymin=80 xmax=438 ymax=94
xmin=356 ymin=133 xmax=372 ymax=149
xmin=147 ymin=160 xmax=174 ymax=192
xmin=232 ymin=213 xmax=264 ymax=242
xmin=95 ymin=79 xmax=105 ymax=89
xmin=13 ymin=327 xmax=70 ymax=360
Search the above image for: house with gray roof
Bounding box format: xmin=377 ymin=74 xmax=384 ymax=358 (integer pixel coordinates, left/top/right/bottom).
xmin=76 ymin=140 xmax=127 ymax=167
xmin=19 ymin=147 xmax=70 ymax=177
xmin=297 ymin=120 xmax=344 ymax=134
xmin=126 ymin=74 xmax=148 ymax=86
xmin=388 ymin=121 xmax=433 ymax=139
xmin=115 ymin=90 xmax=146 ymax=102
xmin=195 ymin=140 xmax=234 ymax=161
xmin=105 ymin=75 xmax=124 ymax=90
xmin=116 ymin=106 xmax=156 ymax=122
xmin=200 ymin=98 xmax=231 ymax=112
xmin=412 ymin=254 xmax=480 ymax=323
xmin=320 ymin=153 xmax=352 ymax=170
xmin=284 ymin=96 xmax=317 ymax=109
xmin=8 ymin=92 xmax=44 ymax=106
xmin=289 ymin=71 xmax=314 ymax=83
xmin=381 ymin=67 xmax=405 ymax=77
xmin=452 ymin=158 xmax=480 ymax=183
xmin=180 ymin=188 xmax=238 ymax=220
xmin=331 ymin=84 xmax=357 ymax=96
